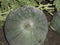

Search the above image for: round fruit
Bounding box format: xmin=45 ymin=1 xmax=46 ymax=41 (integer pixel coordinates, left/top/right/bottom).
xmin=4 ymin=6 xmax=48 ymax=45
xmin=51 ymin=11 xmax=60 ymax=34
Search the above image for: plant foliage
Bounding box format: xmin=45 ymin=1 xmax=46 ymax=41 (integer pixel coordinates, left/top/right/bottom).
xmin=53 ymin=0 xmax=60 ymax=11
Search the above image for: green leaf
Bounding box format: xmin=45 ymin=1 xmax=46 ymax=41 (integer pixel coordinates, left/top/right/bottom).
xmin=53 ymin=0 xmax=60 ymax=11
xmin=16 ymin=0 xmax=38 ymax=6
xmin=35 ymin=0 xmax=45 ymax=4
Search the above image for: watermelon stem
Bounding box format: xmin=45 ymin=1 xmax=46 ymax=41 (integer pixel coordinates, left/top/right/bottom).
xmin=37 ymin=3 xmax=54 ymax=15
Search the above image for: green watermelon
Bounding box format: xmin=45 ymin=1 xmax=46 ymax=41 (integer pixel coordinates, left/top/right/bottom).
xmin=4 ymin=6 xmax=48 ymax=45
xmin=51 ymin=11 xmax=60 ymax=34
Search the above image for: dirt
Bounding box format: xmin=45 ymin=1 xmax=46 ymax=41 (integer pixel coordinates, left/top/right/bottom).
xmin=0 ymin=29 xmax=8 ymax=45
xmin=44 ymin=28 xmax=60 ymax=45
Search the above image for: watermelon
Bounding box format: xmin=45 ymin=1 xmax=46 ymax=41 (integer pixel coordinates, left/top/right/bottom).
xmin=4 ymin=6 xmax=48 ymax=45
xmin=51 ymin=11 xmax=60 ymax=34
